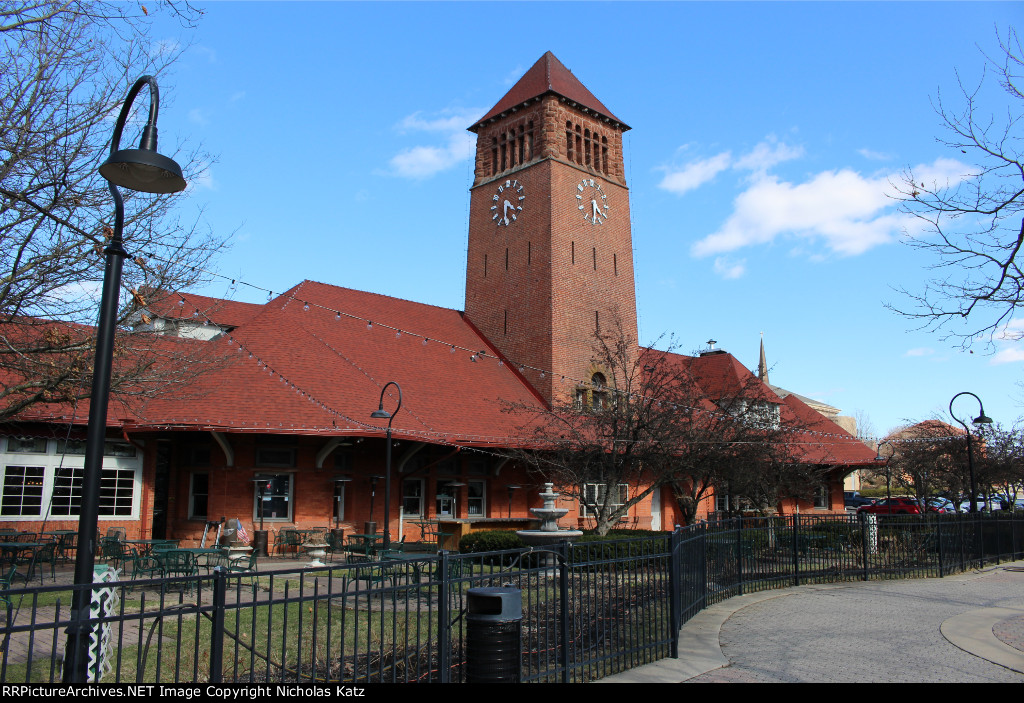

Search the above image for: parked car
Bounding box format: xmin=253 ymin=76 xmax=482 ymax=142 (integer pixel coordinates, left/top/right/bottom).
xmin=844 ymin=492 xmax=877 ymax=510
xmin=959 ymin=499 xmax=1003 ymax=513
xmin=928 ymin=498 xmax=956 ymax=514
xmin=857 ymin=497 xmax=938 ymax=515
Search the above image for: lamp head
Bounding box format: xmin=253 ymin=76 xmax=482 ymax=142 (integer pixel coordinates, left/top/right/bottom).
xmin=371 ymin=407 xmax=391 ymax=420
xmin=100 ymin=141 xmax=186 ymax=194
xmin=973 ymin=412 xmax=993 ymax=426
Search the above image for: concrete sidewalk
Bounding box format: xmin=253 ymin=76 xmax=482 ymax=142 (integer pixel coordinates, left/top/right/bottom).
xmin=602 ymin=559 xmax=1024 ymax=683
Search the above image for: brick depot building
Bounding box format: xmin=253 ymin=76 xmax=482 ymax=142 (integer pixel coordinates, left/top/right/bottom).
xmin=0 ymin=53 xmax=877 ymax=545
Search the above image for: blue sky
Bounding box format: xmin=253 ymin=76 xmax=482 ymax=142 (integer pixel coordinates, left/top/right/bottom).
xmin=143 ymin=1 xmax=1022 ymax=439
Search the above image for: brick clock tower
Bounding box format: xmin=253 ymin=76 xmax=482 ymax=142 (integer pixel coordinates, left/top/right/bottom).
xmin=465 ymin=52 xmax=638 ymax=405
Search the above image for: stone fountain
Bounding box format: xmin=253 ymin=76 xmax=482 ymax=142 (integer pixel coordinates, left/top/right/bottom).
xmin=516 ymin=483 xmax=583 ymax=549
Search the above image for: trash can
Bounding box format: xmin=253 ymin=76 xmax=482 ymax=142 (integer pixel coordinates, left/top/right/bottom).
xmin=466 ymin=587 xmax=522 ymax=683
xmin=364 ymin=521 xmax=377 ymax=535
xmin=252 ymin=530 xmax=268 ymax=558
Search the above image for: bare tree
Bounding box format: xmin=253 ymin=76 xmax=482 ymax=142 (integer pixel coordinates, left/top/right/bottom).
xmin=891 ymin=27 xmax=1024 ymax=347
xmin=0 ymin=2 xmax=230 ymax=420
xmin=882 ymin=421 xmax=969 ymax=509
xmin=509 ymin=325 xmax=808 ymax=534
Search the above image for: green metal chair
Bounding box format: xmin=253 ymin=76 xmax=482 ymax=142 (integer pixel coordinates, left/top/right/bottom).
xmin=162 ymin=550 xmax=199 ymax=593
xmin=25 ymin=541 xmax=58 ymax=585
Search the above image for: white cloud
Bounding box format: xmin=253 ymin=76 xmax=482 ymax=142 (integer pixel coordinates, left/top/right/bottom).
xmin=186 ymin=160 xmax=215 ymax=191
xmin=904 ymin=347 xmax=935 ymax=357
xmin=692 ymin=169 xmax=908 ymax=259
xmin=658 ymin=138 xmax=803 ymax=196
xmin=858 ymin=148 xmax=892 ymax=161
xmin=389 ymin=133 xmax=475 ymax=179
xmin=991 ymin=347 xmax=1024 ymax=364
xmin=388 ymin=107 xmax=483 ymax=179
xmin=397 ymin=108 xmax=484 ymax=133
xmin=733 ymin=139 xmax=804 ymax=175
xmin=658 ymin=152 xmax=731 ymax=195
xmin=712 ymin=257 xmax=746 ymax=279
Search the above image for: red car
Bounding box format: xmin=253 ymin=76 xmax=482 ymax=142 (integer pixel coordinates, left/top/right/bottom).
xmin=856 ymin=498 xmax=932 ymax=515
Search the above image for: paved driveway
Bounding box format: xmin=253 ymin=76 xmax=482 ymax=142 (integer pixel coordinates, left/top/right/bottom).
xmin=602 ymin=560 xmax=1024 ymax=683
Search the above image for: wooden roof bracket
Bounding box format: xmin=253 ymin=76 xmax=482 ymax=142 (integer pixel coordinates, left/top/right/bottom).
xmin=209 ymin=431 xmax=234 ymax=468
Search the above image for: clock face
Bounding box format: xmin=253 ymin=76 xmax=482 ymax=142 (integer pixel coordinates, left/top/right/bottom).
xmin=575 ymin=178 xmax=609 ymax=225
xmin=490 ymin=179 xmax=525 ymax=226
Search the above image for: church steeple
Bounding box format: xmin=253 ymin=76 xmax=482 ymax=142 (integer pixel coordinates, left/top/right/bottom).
xmin=757 ymin=334 xmax=769 ymax=385
xmin=463 ymin=53 xmax=637 ymax=405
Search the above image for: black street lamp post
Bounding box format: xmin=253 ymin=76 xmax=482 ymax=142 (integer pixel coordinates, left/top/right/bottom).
xmin=371 ymin=382 xmax=402 ymax=551
xmin=949 ymin=392 xmax=994 ymax=514
xmin=63 ymin=75 xmax=187 ymax=683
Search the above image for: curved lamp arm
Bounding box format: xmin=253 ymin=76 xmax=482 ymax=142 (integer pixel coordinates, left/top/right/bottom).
xmin=372 ymin=381 xmax=403 ymax=429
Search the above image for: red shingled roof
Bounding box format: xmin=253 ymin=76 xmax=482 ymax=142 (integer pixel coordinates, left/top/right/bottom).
xmin=125 ymin=281 xmax=548 ymax=446
xmin=143 ymin=290 xmax=263 ymax=328
xmin=780 ymin=393 xmax=879 ymax=465
xmin=471 ymin=51 xmax=627 ymax=130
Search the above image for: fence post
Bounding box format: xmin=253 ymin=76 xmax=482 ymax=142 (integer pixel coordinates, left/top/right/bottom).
xmin=438 ymin=550 xmax=451 ymax=683
xmin=736 ymin=516 xmax=744 ymax=597
xmin=995 ymin=512 xmax=1002 ymax=565
xmin=792 ymin=515 xmax=800 ymax=588
xmin=936 ymin=515 xmax=945 ymax=578
xmin=558 ymin=541 xmax=570 ymax=684
xmin=977 ymin=514 xmax=985 ymax=569
xmin=209 ymin=566 xmax=226 ymax=684
xmin=860 ymin=513 xmax=869 ymax=582
xmin=669 ymin=528 xmax=681 ymax=659
xmin=700 ymin=523 xmax=708 ymax=611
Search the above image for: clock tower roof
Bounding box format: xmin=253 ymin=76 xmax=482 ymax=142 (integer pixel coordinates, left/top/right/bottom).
xmin=470 ymin=51 xmax=628 ymax=132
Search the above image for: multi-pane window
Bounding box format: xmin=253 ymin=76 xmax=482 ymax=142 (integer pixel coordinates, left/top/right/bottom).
xmin=814 ymin=484 xmax=830 ymax=509
xmin=581 ymin=483 xmax=627 ymax=518
xmin=402 ymin=479 xmax=424 ymax=517
xmin=1 ymin=437 xmax=141 ymax=520
xmin=1 ymin=466 xmax=44 ymax=516
xmin=467 ymin=480 xmax=486 ymax=517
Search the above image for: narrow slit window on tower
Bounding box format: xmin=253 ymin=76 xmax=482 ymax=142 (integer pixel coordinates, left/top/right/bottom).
xmin=528 ymin=241 xmax=531 ymax=265
xmin=571 ymin=241 xmax=575 ymax=265
xmin=505 ymin=247 xmax=509 ymax=271
xmin=526 ymin=121 xmax=534 ymax=161
xmin=517 ymin=125 xmax=525 ymax=164
xmin=565 ymin=122 xmax=574 ymax=161
xmin=491 ymin=137 xmax=498 ymax=176
xmin=613 ymin=253 xmax=618 ymax=276
xmin=584 ymin=129 xmax=591 ymax=166
xmin=595 ymin=310 xmax=600 ymax=334
xmin=593 ymin=247 xmax=597 ymax=271
xmin=575 ymin=126 xmax=583 ymax=165
xmin=500 ymin=133 xmax=507 ymax=171
xmin=601 ymin=136 xmax=609 ymax=175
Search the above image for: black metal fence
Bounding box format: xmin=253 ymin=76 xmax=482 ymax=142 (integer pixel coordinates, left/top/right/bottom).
xmin=0 ymin=512 xmax=1021 ymax=684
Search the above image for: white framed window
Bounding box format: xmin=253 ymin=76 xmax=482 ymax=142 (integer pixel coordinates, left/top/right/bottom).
xmin=814 ymin=484 xmax=830 ymax=510
xmin=581 ymin=483 xmax=627 ymax=518
xmin=402 ymin=479 xmax=424 ymax=518
xmin=467 ymin=480 xmax=486 ymax=517
xmin=1 ymin=465 xmax=44 ymax=516
xmin=0 ymin=437 xmax=142 ymax=520
xmin=253 ymin=473 xmax=292 ymax=522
